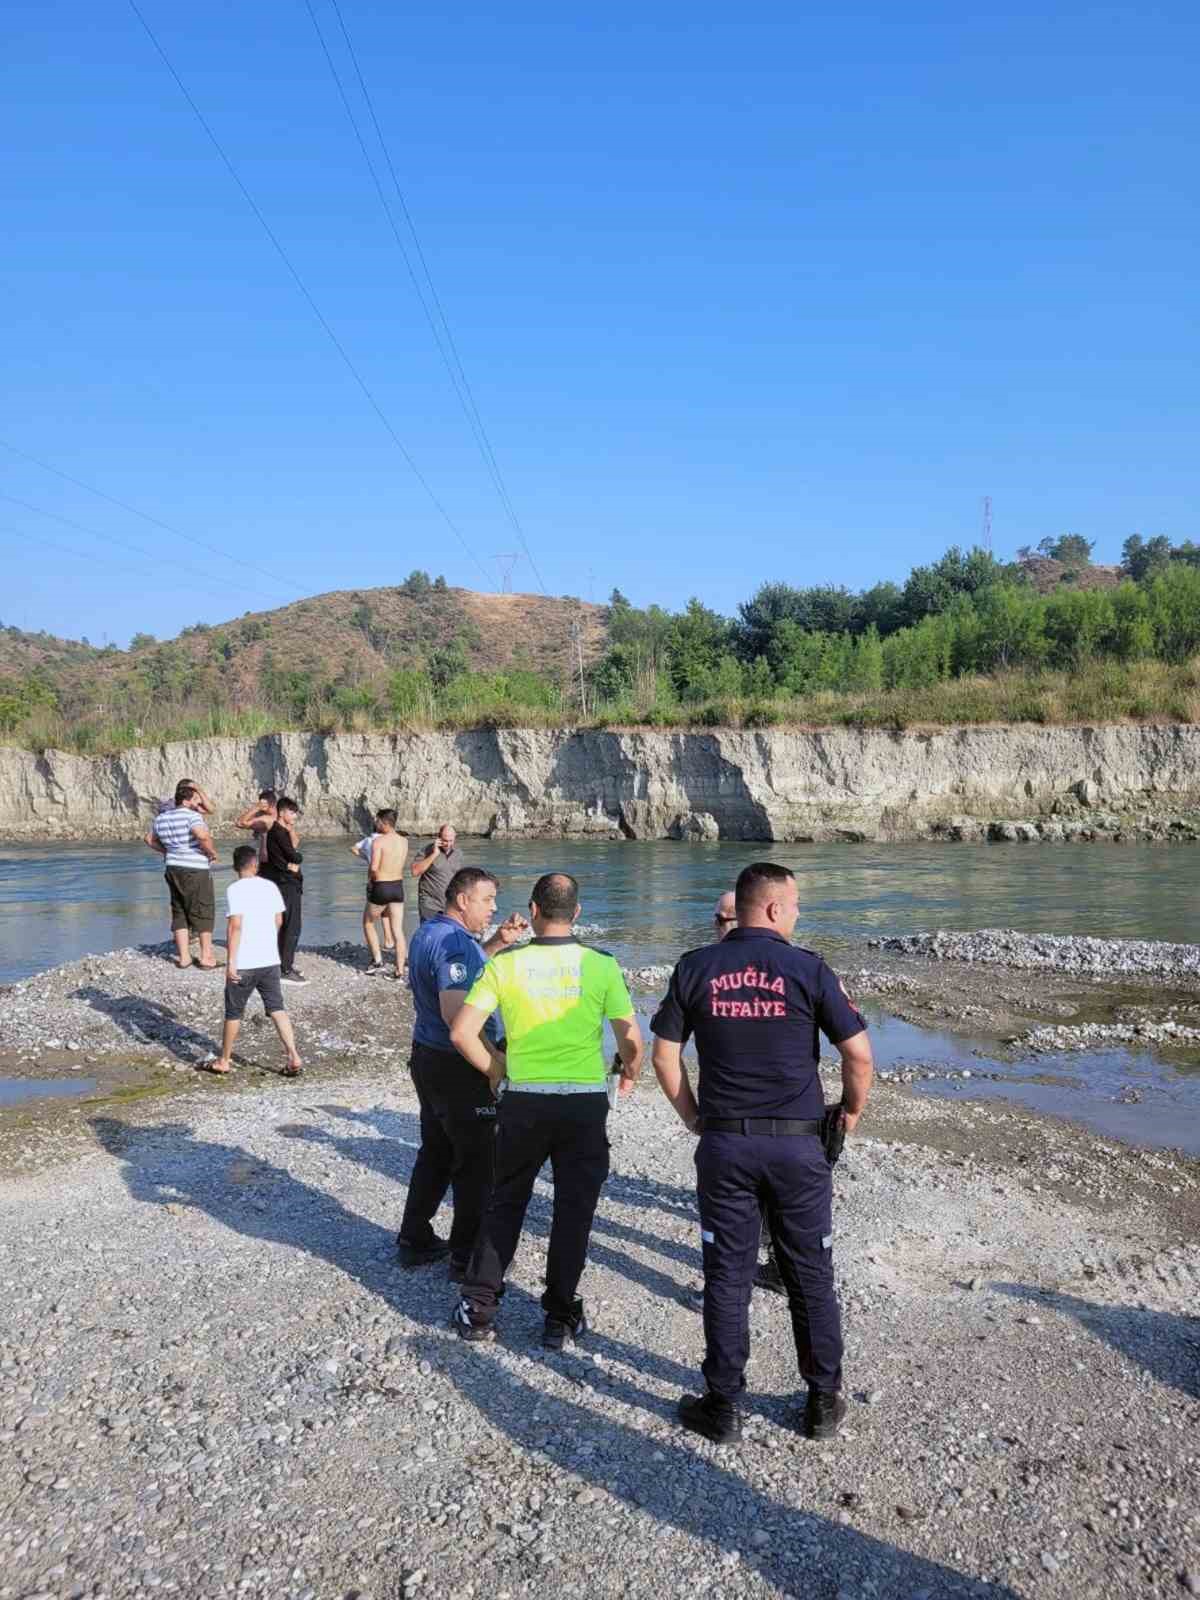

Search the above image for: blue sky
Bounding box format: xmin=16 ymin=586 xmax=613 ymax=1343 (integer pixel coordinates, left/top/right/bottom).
xmin=2 ymin=1 xmax=1197 ymax=646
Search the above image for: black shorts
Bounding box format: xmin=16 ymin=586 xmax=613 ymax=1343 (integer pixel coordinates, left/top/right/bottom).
xmin=225 ymin=965 xmax=285 ymax=1021
xmin=368 ymin=880 xmax=405 ymax=907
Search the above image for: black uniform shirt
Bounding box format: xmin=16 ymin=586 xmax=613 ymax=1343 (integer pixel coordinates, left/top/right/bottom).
xmin=650 ymin=927 xmax=866 ymax=1120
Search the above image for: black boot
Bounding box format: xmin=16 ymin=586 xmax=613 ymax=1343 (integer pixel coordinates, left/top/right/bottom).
xmin=753 ymin=1253 xmax=785 ymax=1295
xmin=678 ymin=1391 xmax=742 ymax=1444
xmin=396 ymin=1233 xmax=451 ymax=1268
xmin=802 ymin=1388 xmax=847 ymax=1440
xmin=451 ymin=1299 xmax=496 ymax=1343
xmin=542 ymin=1299 xmax=588 ymax=1351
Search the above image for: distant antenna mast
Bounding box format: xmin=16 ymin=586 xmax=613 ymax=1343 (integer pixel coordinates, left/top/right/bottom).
xmin=981 ymin=495 xmax=993 ymax=554
xmin=494 ymin=552 xmax=519 ymax=593
xmin=570 ymin=611 xmax=588 ymax=719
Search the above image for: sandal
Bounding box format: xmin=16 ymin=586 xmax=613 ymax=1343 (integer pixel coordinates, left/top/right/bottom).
xmin=281 ymin=1062 xmax=303 ymax=1078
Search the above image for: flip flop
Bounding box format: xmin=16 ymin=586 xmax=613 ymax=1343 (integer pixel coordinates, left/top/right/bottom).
xmin=204 ymin=1060 xmax=234 ymax=1075
xmin=281 ymin=1062 xmax=303 ymax=1078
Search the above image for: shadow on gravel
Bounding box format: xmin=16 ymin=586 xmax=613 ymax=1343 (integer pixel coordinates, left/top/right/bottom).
xmin=72 ymin=986 xmax=217 ymax=1065
xmin=407 ymin=1316 xmax=1024 ymax=1599
xmin=90 ymin=1112 xmax=1022 ymax=1600
xmin=275 ymin=1116 xmax=702 ymax=1302
xmin=997 ymin=1283 xmax=1200 ymax=1400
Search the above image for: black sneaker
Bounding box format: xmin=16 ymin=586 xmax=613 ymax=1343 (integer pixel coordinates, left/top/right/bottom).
xmin=451 ymin=1300 xmax=495 ymax=1343
xmin=280 ymin=969 xmax=309 ymax=986
xmin=677 ymin=1391 xmax=742 ymax=1444
xmin=395 ymin=1234 xmax=451 ymax=1268
xmin=754 ymin=1256 xmax=786 ymax=1295
xmin=541 ymin=1299 xmax=587 ymax=1351
xmin=802 ymin=1388 xmax=848 ymax=1440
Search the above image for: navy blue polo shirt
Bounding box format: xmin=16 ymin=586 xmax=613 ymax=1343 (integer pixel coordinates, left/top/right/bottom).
xmin=650 ymin=927 xmax=866 ymax=1120
xmin=408 ymin=914 xmax=501 ymax=1051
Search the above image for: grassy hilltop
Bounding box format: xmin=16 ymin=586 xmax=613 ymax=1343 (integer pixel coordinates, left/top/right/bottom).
xmin=4 ymin=536 xmax=1200 ymax=754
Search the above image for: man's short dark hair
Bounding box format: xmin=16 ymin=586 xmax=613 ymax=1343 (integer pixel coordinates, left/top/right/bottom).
xmin=735 ymin=862 xmax=795 ymax=916
xmin=233 ymin=844 xmax=258 ymax=872
xmin=259 ymin=788 xmax=277 ymax=803
xmin=530 ymin=872 xmax=579 ymax=921
xmin=446 ymin=866 xmax=498 ymax=906
xmin=277 ymin=795 xmax=299 ymax=816
xmin=375 ymin=808 xmax=398 ymax=827
xmin=174 ymin=781 xmax=197 ymax=807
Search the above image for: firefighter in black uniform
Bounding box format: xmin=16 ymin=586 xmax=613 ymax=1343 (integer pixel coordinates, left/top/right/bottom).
xmin=651 ymin=861 xmax=874 ymax=1444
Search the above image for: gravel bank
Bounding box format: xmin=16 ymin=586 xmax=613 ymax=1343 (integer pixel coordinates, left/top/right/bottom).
xmin=870 ymin=929 xmax=1200 ymax=982
xmin=0 ymin=943 xmax=670 ymax=1075
xmin=1 ymin=1057 xmax=1198 ymax=1600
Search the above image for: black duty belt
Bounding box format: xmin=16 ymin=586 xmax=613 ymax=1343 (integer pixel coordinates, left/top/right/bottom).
xmin=698 ymin=1117 xmax=821 ymax=1136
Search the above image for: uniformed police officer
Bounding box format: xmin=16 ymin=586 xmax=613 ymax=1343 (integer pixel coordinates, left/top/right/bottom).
xmin=449 ymin=872 xmax=643 ymax=1350
xmin=651 ymin=861 xmax=873 ymax=1444
xmin=397 ymin=867 xmax=527 ymax=1277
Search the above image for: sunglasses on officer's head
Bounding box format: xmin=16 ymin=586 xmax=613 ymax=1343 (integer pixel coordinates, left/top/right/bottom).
xmin=714 ymin=913 xmax=737 ymax=925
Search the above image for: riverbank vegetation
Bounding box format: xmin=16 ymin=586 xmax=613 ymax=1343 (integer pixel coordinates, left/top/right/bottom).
xmin=4 ymin=537 xmax=1200 ymax=753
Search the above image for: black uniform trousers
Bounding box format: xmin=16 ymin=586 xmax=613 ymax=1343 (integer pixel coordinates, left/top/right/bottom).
xmin=399 ymin=1043 xmax=497 ymax=1266
xmin=275 ymin=878 xmax=303 ymax=971
xmin=696 ymin=1130 xmax=842 ymax=1401
xmin=461 ymin=1090 xmax=609 ymax=1323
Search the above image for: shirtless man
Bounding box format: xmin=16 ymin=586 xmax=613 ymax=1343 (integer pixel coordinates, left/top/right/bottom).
xmin=351 ymin=822 xmax=396 ymax=968
xmin=367 ymin=810 xmax=409 ymax=979
xmin=236 ymin=788 xmax=278 ymax=863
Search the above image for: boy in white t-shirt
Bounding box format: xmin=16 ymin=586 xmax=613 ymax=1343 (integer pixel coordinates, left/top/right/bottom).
xmin=213 ymin=845 xmax=303 ymax=1077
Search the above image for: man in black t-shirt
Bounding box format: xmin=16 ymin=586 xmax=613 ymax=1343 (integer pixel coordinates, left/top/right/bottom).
xmin=259 ymin=797 xmax=307 ymax=985
xmin=651 ymin=861 xmax=873 ymax=1445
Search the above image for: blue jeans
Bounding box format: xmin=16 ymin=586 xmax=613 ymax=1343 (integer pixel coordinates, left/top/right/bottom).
xmin=695 ymin=1131 xmax=842 ymax=1401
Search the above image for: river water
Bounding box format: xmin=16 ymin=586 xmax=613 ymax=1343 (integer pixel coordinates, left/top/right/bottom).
xmin=1 ymin=839 xmax=1198 ymax=1149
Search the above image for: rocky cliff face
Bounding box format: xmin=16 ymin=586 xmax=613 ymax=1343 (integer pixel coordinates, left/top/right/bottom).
xmin=2 ymin=725 xmax=1200 ymax=842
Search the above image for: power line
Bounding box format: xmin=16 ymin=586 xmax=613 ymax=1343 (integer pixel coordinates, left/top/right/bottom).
xmin=0 ymin=436 xmax=306 ymax=600
xmin=316 ymin=0 xmax=548 ymax=593
xmin=0 ymin=523 xmax=154 ymax=584
xmin=124 ymin=0 xmax=491 ymax=586
xmin=0 ymin=492 xmax=285 ymax=610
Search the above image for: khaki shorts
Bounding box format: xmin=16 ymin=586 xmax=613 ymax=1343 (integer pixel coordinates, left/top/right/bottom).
xmin=164 ymin=867 xmax=215 ymax=935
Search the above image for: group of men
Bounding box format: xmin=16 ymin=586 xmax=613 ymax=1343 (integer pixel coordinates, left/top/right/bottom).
xmin=146 ymin=783 xmax=467 ymax=1076
xmin=145 ymin=788 xmax=875 ymax=1435
xmin=398 ymin=859 xmax=874 ymax=1439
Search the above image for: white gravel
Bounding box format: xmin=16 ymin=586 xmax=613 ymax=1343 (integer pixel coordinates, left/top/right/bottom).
xmin=0 ymin=942 xmax=669 ymax=1071
xmin=0 ymin=1059 xmax=1197 ymax=1600
xmin=870 ymin=929 xmax=1200 ymax=982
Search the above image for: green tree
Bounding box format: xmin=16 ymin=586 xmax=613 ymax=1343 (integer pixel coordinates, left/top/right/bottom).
xmin=966 ymin=585 xmax=1048 ymax=672
xmin=1122 ymin=534 xmax=1172 ymax=582
xmin=669 ymin=598 xmax=731 ymax=701
xmin=1042 ymin=588 xmax=1115 ymax=668
xmin=388 ymin=668 xmax=433 ymax=719
xmin=899 ymin=546 xmax=1006 ymax=628
xmin=1145 ymin=564 xmax=1200 ymax=662
xmin=428 ymin=636 xmax=470 ymax=690
xmin=1109 ymin=583 xmax=1154 ymax=661
xmin=846 ymin=626 xmax=884 ymax=691
xmin=742 ymin=656 xmax=775 ymax=699
xmin=1038 ymin=534 xmax=1094 ymax=569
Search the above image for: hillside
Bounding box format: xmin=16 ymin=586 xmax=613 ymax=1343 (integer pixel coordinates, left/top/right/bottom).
xmin=1 ymin=581 xmax=607 ymax=732
xmin=6 ymin=540 xmax=1200 ymax=754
